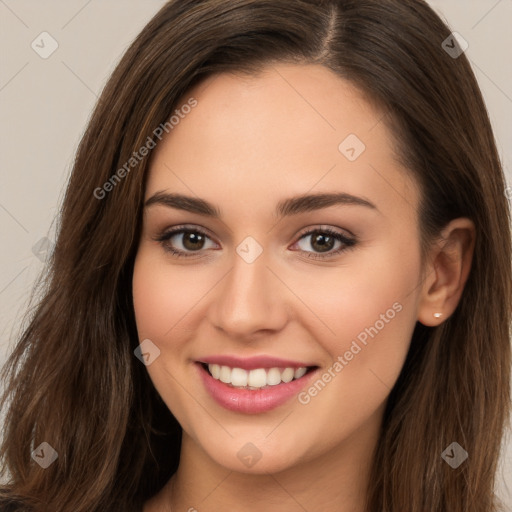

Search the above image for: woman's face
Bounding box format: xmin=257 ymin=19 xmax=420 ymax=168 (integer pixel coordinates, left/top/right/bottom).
xmin=133 ymin=63 xmax=424 ymax=474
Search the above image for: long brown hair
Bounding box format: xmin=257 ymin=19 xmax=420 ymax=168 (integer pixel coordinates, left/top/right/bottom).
xmin=1 ymin=1 xmax=510 ymax=510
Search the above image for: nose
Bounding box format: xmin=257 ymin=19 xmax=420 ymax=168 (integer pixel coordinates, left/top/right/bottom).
xmin=208 ymin=248 xmax=289 ymax=340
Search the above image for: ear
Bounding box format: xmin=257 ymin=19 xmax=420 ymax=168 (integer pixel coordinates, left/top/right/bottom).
xmin=417 ymin=218 xmax=476 ymax=326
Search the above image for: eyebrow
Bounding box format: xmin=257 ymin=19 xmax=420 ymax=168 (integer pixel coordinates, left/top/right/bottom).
xmin=144 ymin=191 xmax=378 ymax=218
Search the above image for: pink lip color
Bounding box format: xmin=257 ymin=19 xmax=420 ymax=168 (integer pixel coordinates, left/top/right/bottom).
xmin=196 ymin=362 xmax=318 ymax=414
xmin=198 ymin=354 xmax=313 ymax=370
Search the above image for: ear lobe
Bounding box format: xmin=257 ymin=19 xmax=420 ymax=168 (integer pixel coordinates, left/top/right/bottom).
xmin=417 ymin=218 xmax=475 ymax=327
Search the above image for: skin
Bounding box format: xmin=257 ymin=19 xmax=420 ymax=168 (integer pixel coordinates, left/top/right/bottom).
xmin=134 ymin=63 xmax=475 ymax=512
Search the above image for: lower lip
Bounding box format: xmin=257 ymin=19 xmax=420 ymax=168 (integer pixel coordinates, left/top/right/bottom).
xmin=196 ymin=363 xmax=318 ymax=414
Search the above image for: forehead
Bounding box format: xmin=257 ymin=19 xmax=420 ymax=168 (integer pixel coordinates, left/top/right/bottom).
xmin=146 ymin=63 xmax=419 ymax=221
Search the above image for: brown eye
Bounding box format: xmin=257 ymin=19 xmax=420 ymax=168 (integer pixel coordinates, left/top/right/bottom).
xmin=155 ymin=227 xmax=218 ymax=257
xmin=181 ymin=231 xmax=206 ymax=251
xmin=293 ymin=228 xmax=357 ymax=260
xmin=309 ymin=233 xmax=336 ymax=253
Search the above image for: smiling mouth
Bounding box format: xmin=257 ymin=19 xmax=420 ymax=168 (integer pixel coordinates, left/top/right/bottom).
xmin=200 ymin=362 xmax=318 ymax=390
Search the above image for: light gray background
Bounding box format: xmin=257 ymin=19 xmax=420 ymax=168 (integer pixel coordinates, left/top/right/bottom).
xmin=0 ymin=0 xmax=511 ymax=504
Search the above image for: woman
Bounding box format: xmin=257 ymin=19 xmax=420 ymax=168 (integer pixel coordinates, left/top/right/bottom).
xmin=1 ymin=0 xmax=510 ymax=511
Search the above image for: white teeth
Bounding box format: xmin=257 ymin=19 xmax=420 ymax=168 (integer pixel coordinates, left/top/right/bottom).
xmin=210 ymin=363 xmax=220 ymax=379
xmin=206 ymin=364 xmax=309 ymax=389
xmin=294 ymin=367 xmax=307 ymax=379
xmin=281 ymin=367 xmax=295 ymax=383
xmin=231 ymin=367 xmax=248 ymax=387
xmin=248 ymin=368 xmax=266 ymax=387
xmin=219 ymin=365 xmax=231 ymax=384
xmin=267 ymin=367 xmax=282 ymax=386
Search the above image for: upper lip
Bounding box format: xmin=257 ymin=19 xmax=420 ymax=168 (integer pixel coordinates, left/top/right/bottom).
xmin=197 ymin=355 xmax=317 ymax=370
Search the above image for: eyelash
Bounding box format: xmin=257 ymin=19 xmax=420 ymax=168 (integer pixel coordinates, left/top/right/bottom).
xmin=153 ymin=225 xmax=357 ymax=260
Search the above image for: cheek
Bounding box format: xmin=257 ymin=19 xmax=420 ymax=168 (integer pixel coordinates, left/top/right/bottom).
xmin=132 ymin=249 xmax=207 ymax=340
xmin=295 ymin=237 xmax=421 ymax=351
xmin=132 ymin=250 xmax=202 ymax=431
xmin=294 ymin=239 xmax=421 ymax=438
xmin=131 ymin=250 xmax=198 ymax=394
